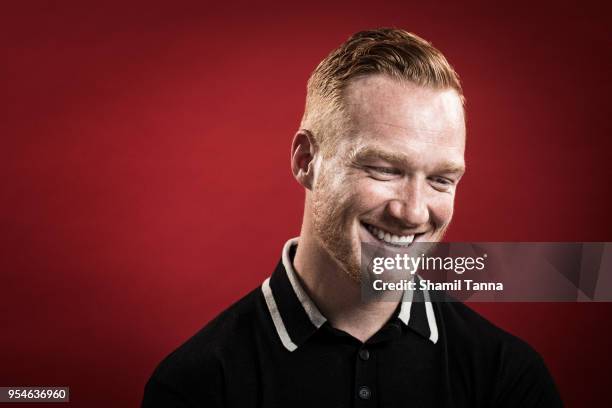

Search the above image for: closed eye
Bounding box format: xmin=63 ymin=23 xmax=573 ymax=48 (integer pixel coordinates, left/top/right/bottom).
xmin=367 ymin=166 xmax=401 ymax=175
xmin=428 ymin=176 xmax=456 ymax=191
xmin=431 ymin=176 xmax=452 ymax=184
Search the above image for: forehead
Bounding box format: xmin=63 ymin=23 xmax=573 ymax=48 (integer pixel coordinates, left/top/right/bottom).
xmin=341 ymin=75 xmax=466 ymax=152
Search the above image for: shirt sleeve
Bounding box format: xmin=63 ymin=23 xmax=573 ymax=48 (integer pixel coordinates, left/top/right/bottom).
xmin=141 ymin=373 xmax=192 ymax=408
xmin=141 ymin=352 xmax=226 ymax=408
xmin=492 ymin=341 xmax=563 ymax=408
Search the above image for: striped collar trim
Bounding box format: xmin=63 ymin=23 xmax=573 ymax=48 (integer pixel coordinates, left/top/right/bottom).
xmin=262 ymin=238 xmax=439 ymax=351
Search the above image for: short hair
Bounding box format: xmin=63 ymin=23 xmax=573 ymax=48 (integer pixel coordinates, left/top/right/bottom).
xmin=300 ymin=28 xmax=464 ymax=153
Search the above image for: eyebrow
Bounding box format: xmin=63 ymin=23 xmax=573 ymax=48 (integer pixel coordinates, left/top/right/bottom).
xmin=348 ymin=146 xmax=466 ymax=174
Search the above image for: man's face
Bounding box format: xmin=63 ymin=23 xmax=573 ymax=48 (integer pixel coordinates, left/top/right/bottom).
xmin=310 ymin=74 xmax=466 ymax=281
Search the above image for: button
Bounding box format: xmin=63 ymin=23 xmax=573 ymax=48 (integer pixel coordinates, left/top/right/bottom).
xmin=359 ymin=349 xmax=370 ymax=361
xmin=358 ymin=386 xmax=371 ymax=400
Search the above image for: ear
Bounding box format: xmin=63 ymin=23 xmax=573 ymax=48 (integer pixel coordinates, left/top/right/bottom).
xmin=291 ymin=130 xmax=318 ymax=190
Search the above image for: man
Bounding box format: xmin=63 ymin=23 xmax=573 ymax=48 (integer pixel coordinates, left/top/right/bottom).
xmin=142 ymin=28 xmax=562 ymax=407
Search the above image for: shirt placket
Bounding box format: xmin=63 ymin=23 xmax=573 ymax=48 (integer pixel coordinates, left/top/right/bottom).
xmin=353 ymin=344 xmax=378 ymax=407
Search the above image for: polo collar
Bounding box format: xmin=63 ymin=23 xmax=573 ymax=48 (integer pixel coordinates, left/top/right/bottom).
xmin=262 ymin=238 xmax=439 ymax=352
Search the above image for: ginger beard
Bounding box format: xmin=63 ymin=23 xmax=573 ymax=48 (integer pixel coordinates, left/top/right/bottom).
xmin=311 ymin=192 xmax=452 ymax=285
xmin=310 ymin=155 xmax=364 ymax=283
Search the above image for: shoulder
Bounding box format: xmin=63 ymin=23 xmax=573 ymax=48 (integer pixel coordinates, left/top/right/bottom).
xmin=437 ymin=300 xmax=544 ymax=364
xmin=437 ymin=301 xmax=528 ymax=348
xmin=155 ymin=288 xmax=262 ymax=376
xmin=143 ymin=288 xmax=264 ymax=407
xmin=164 ymin=287 xmax=260 ymax=361
xmin=437 ymin=301 xmax=562 ymax=407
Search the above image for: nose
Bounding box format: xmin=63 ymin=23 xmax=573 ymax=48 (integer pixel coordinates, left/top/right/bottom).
xmin=386 ymin=179 xmax=429 ymax=227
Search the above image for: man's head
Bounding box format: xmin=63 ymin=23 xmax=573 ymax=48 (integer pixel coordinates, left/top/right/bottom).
xmin=291 ymin=28 xmax=466 ymax=281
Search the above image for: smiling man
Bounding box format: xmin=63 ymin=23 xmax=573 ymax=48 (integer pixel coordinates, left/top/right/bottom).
xmin=143 ymin=28 xmax=562 ymax=407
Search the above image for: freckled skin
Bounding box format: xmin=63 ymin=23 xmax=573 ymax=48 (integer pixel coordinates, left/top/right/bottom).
xmin=310 ymin=74 xmax=466 ymax=281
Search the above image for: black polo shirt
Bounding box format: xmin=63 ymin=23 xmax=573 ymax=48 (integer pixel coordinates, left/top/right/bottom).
xmin=142 ymin=238 xmax=562 ymax=407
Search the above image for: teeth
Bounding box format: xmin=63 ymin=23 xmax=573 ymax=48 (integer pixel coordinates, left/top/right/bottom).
xmin=365 ymin=224 xmax=415 ymax=247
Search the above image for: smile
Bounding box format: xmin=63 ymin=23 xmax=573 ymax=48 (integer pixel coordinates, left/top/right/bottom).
xmin=363 ymin=223 xmax=416 ymax=247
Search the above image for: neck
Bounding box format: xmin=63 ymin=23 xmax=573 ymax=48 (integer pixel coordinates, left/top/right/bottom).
xmin=293 ymin=226 xmax=399 ymax=343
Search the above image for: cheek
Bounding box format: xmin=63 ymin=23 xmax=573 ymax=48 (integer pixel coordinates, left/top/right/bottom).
xmin=429 ymin=194 xmax=455 ymax=225
xmin=315 ymin=170 xmax=362 ymax=221
xmin=352 ymin=178 xmax=396 ymax=212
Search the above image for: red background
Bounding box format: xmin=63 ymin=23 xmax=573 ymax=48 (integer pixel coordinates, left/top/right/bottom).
xmin=1 ymin=1 xmax=611 ymax=406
